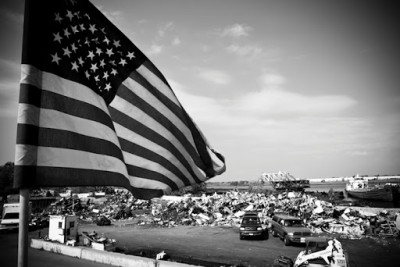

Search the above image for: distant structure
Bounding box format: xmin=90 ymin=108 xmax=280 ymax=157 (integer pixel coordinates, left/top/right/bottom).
xmin=259 ymin=171 xmax=310 ymax=191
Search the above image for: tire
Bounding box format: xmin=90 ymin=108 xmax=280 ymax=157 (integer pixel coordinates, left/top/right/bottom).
xmin=240 ymin=234 xmax=243 ymax=240
xmin=284 ymin=235 xmax=291 ymax=246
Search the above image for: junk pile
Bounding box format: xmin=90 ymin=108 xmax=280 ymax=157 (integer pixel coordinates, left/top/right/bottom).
xmin=38 ymin=190 xmax=400 ymax=239
xmin=81 ymin=230 xmax=116 ymax=251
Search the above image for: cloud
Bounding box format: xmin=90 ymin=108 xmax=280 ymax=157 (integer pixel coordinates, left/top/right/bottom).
xmin=0 ymin=7 xmax=23 ymax=25
xmin=226 ymin=43 xmax=263 ymax=58
xmin=220 ymin=24 xmax=253 ymax=38
xmin=197 ymin=70 xmax=231 ymax=85
xmin=158 ymin=22 xmax=174 ymax=38
xmin=0 ymin=80 xmax=19 ymax=118
xmin=146 ymin=44 xmax=163 ymax=56
xmin=172 ymin=37 xmax=181 ymax=46
xmin=95 ymin=5 xmax=123 ymax=24
xmin=259 ymin=73 xmax=286 ymax=88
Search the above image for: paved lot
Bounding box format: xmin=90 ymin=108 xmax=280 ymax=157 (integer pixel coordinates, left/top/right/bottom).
xmin=0 ymin=230 xmax=110 ymax=267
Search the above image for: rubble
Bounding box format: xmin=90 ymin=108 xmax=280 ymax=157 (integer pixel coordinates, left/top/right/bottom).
xmin=31 ymin=188 xmax=400 ymax=239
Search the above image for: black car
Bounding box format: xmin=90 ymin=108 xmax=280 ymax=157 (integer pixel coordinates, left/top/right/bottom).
xmin=239 ymin=212 xmax=268 ymax=240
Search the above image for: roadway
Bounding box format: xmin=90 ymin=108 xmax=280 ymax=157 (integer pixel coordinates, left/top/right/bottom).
xmin=0 ymin=230 xmax=110 ymax=267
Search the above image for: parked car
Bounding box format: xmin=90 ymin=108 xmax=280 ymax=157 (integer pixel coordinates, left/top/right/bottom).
xmin=239 ymin=211 xmax=268 ymax=240
xmin=270 ymin=214 xmax=311 ymax=246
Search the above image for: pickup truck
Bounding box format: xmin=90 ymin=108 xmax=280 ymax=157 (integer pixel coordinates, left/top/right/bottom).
xmin=239 ymin=211 xmax=268 ymax=240
xmin=270 ymin=213 xmax=311 ymax=246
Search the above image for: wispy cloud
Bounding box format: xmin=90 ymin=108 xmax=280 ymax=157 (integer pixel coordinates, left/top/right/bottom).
xmin=197 ymin=69 xmax=231 ymax=85
xmin=172 ymin=37 xmax=181 ymax=46
xmin=226 ymin=43 xmax=263 ymax=57
xmin=0 ymin=7 xmax=23 ymax=25
xmin=0 ymin=59 xmax=20 ymax=118
xmin=146 ymin=44 xmax=163 ymax=56
xmin=95 ymin=5 xmax=123 ymax=24
xmin=158 ymin=21 xmax=174 ymax=38
xmin=219 ymin=24 xmax=253 ymax=38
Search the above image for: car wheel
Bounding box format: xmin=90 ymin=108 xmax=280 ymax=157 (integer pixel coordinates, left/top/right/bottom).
xmin=284 ymin=236 xmax=291 ymax=246
xmin=240 ymin=234 xmax=243 ymax=240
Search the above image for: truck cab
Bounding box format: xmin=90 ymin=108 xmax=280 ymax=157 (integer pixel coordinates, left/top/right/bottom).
xmin=0 ymin=203 xmax=31 ymax=230
xmin=270 ymin=214 xmax=311 ymax=246
xmin=239 ymin=211 xmax=268 ymax=240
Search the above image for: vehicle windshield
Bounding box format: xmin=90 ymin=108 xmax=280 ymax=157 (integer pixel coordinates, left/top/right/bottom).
xmin=3 ymin=212 xmax=19 ymax=219
xmin=242 ymin=217 xmax=260 ymax=225
xmin=283 ymin=219 xmax=303 ymax=227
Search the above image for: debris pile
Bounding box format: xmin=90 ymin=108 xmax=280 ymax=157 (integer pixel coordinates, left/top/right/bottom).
xmin=37 ymin=189 xmax=399 ymax=239
xmin=81 ymin=230 xmax=116 ymax=251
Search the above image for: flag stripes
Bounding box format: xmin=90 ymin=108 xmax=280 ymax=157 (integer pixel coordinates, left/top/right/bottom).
xmin=15 ymin=0 xmax=225 ymax=199
xmin=119 ymin=138 xmax=192 ymax=186
xmin=14 ymin=165 xmax=131 ymax=189
xmin=114 ymin=123 xmax=201 ymax=184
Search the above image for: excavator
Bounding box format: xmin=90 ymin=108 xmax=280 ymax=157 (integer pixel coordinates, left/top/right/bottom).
xmin=272 ymin=237 xmax=349 ymax=267
xmin=293 ymin=237 xmax=348 ymax=267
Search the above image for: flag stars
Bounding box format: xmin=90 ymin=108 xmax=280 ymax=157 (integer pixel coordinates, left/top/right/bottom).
xmin=66 ymin=10 xmax=74 ymax=21
xmin=111 ymin=68 xmax=117 ymax=75
xmin=71 ymin=61 xmax=79 ymax=72
xmin=64 ymin=28 xmax=71 ymax=38
xmin=127 ymin=51 xmax=135 ymax=59
xmin=119 ymin=58 xmax=127 ymax=66
xmin=71 ymin=25 xmax=79 ymax=34
xmin=90 ymin=63 xmax=98 ymax=73
xmin=103 ymin=37 xmax=110 ymax=45
xmin=99 ymin=59 xmax=106 ymax=68
xmin=94 ymin=75 xmax=100 ymax=82
xmin=85 ymin=70 xmax=90 ymax=79
xmin=95 ymin=47 xmax=103 ymax=56
xmin=87 ymin=51 xmax=95 ymax=60
xmin=71 ymin=43 xmax=78 ymax=53
xmin=84 ymin=13 xmax=90 ymax=20
xmin=78 ymin=57 xmax=84 ymax=66
xmin=113 ymin=40 xmax=121 ymax=48
xmin=80 ymin=24 xmax=86 ymax=31
xmin=104 ymin=83 xmax=112 ymax=91
xmin=84 ymin=37 xmax=91 ymax=47
xmin=53 ymin=32 xmax=63 ymax=43
xmin=106 ymin=48 xmax=114 ymax=57
xmin=55 ymin=13 xmax=63 ymax=23
xmin=63 ymin=47 xmax=72 ymax=58
xmin=103 ymin=71 xmax=109 ymax=80
xmin=89 ymin=24 xmax=97 ymax=34
xmin=51 ymin=53 xmax=61 ymax=65
xmin=74 ymin=11 xmax=81 ymax=19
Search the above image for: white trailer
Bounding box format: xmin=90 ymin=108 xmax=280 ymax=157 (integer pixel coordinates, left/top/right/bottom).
xmin=48 ymin=215 xmax=78 ymax=244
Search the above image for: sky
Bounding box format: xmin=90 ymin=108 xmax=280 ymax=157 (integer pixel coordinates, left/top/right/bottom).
xmin=0 ymin=0 xmax=399 ymax=182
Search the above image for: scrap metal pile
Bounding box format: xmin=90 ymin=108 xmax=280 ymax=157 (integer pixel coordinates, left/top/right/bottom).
xmin=39 ymin=190 xmax=399 ymax=239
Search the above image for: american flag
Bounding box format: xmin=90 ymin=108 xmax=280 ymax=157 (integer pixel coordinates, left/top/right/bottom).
xmin=14 ymin=0 xmax=225 ymax=199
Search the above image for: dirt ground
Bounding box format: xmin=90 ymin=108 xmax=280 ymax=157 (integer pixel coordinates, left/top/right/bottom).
xmin=32 ymin=221 xmax=400 ymax=267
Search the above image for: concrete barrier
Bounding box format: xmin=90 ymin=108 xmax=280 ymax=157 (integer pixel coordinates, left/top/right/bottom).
xmin=30 ymin=239 xmax=203 ymax=267
xmin=80 ymin=247 xmax=155 ymax=267
xmin=31 ymin=239 xmax=82 ymax=258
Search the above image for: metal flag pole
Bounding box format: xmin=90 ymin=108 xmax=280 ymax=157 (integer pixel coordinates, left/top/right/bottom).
xmin=18 ymin=188 xmax=30 ymax=267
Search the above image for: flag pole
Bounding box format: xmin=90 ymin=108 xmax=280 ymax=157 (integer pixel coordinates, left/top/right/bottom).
xmin=18 ymin=188 xmax=30 ymax=267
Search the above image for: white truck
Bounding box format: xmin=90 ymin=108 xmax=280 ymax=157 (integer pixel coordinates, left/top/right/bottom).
xmin=0 ymin=203 xmax=31 ymax=230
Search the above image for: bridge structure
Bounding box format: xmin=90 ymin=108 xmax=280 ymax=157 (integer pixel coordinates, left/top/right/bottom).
xmin=259 ymin=171 xmax=310 ymax=191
